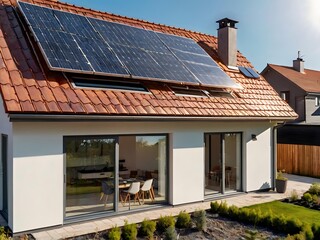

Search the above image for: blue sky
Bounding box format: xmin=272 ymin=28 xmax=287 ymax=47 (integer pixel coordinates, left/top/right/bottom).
xmin=63 ymin=0 xmax=320 ymax=72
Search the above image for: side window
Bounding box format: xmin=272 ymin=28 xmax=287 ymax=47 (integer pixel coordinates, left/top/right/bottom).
xmin=280 ymin=91 xmax=290 ymax=103
xmin=315 ymin=97 xmax=319 ymax=107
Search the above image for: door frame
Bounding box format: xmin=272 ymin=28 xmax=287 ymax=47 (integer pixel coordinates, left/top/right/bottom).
xmin=204 ymin=132 xmax=243 ymax=196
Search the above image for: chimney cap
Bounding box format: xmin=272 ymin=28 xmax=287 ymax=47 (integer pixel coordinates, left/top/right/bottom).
xmin=216 ymin=18 xmax=239 ymax=29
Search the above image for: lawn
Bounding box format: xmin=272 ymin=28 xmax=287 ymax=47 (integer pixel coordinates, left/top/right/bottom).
xmin=245 ymin=200 xmax=320 ymax=225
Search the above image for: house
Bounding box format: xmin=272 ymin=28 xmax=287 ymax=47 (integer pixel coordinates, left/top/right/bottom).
xmin=261 ymin=56 xmax=320 ymax=177
xmin=0 ymin=0 xmax=296 ymax=234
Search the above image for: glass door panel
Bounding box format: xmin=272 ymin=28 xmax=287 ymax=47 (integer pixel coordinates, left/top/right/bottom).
xmin=205 ymin=134 xmax=222 ymax=195
xmin=205 ymin=133 xmax=242 ymax=195
xmin=65 ymin=137 xmax=116 ymax=218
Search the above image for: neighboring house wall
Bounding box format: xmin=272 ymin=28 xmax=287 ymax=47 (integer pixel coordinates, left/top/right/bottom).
xmin=0 ymin=96 xmax=13 ymax=227
xmin=11 ymin=120 xmax=275 ymax=232
xmin=262 ymin=68 xmax=305 ymax=122
xmin=305 ymin=94 xmax=320 ymax=124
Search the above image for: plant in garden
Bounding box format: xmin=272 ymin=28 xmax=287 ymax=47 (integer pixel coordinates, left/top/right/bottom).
xmin=108 ymin=226 xmax=121 ymax=240
xmin=193 ymin=209 xmax=206 ymax=231
xmin=157 ymin=215 xmax=175 ymax=233
xmin=164 ymin=226 xmax=177 ymax=240
xmin=289 ymin=189 xmax=299 ymax=202
xmin=302 ymin=193 xmax=313 ymax=203
xmin=122 ymin=221 xmax=137 ymax=240
xmin=0 ymin=227 xmax=10 ymax=240
xmin=175 ymin=211 xmax=191 ymax=228
xmin=139 ymin=219 xmax=156 ymax=239
xmin=210 ymin=201 xmax=220 ymax=213
xmin=308 ymin=182 xmax=320 ymax=196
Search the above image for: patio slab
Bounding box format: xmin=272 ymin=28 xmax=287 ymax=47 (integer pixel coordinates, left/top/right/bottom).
xmin=19 ymin=174 xmax=320 ymax=239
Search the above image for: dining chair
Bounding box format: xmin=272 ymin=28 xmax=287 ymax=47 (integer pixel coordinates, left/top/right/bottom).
xmin=100 ymin=181 xmax=114 ymax=207
xmin=140 ymin=178 xmax=155 ymax=203
xmin=122 ymin=182 xmax=141 ymax=208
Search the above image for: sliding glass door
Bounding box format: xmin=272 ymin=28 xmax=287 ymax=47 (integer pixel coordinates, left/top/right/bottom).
xmin=65 ymin=136 xmax=116 ymax=218
xmin=64 ymin=134 xmax=168 ymax=219
xmin=205 ymin=133 xmax=242 ymax=195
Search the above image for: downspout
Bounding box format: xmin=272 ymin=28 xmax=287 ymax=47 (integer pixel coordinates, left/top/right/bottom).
xmin=272 ymin=122 xmax=286 ymax=190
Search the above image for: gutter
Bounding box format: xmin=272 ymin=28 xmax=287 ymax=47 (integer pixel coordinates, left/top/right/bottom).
xmin=8 ymin=114 xmax=297 ymax=122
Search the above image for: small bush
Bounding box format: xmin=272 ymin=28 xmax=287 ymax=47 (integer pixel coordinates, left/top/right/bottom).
xmin=108 ymin=226 xmax=121 ymax=240
xmin=302 ymin=193 xmax=313 ymax=203
xmin=308 ymin=182 xmax=320 ymax=196
xmin=228 ymin=205 xmax=239 ymax=220
xmin=218 ymin=201 xmax=229 ymax=217
xmin=0 ymin=227 xmax=10 ymax=240
xmin=122 ymin=221 xmax=137 ymax=240
xmin=164 ymin=225 xmax=177 ymax=240
xmin=272 ymin=214 xmax=287 ymax=232
xmin=175 ymin=211 xmax=191 ymax=228
xmin=139 ymin=219 xmax=156 ymax=238
xmin=312 ymin=194 xmax=319 ymax=204
xmin=289 ymin=190 xmax=299 ymax=202
xmin=260 ymin=210 xmax=274 ymax=228
xmin=210 ymin=201 xmax=220 ymax=213
xmin=238 ymin=208 xmax=251 ymax=224
xmin=285 ymin=218 xmax=303 ymax=235
xmin=312 ymin=223 xmax=320 ymax=239
xmin=193 ymin=209 xmax=206 ymax=231
xmin=157 ymin=215 xmax=175 ymax=233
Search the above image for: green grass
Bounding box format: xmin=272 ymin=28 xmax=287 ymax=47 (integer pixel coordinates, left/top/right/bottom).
xmin=245 ymin=201 xmax=320 ymax=225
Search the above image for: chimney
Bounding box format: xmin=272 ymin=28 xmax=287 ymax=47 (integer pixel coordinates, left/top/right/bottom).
xmin=216 ymin=18 xmax=238 ymax=68
xmin=293 ymin=51 xmax=304 ymax=73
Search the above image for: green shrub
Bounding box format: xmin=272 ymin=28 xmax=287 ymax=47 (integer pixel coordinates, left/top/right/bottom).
xmin=210 ymin=201 xmax=220 ymax=213
xmin=256 ymin=209 xmax=273 ymax=229
xmin=157 ymin=215 xmax=175 ymax=233
xmin=164 ymin=225 xmax=177 ymax=240
xmin=290 ymin=190 xmax=299 ymax=202
xmin=285 ymin=218 xmax=303 ymax=235
xmin=238 ymin=208 xmax=251 ymax=224
xmin=193 ymin=209 xmax=206 ymax=231
xmin=108 ymin=226 xmax=121 ymax=240
xmin=175 ymin=211 xmax=191 ymax=228
xmin=272 ymin=214 xmax=287 ymax=232
xmin=303 ymin=224 xmax=314 ymax=240
xmin=218 ymin=201 xmax=229 ymax=217
xmin=302 ymin=193 xmax=313 ymax=203
xmin=312 ymin=223 xmax=320 ymax=239
xmin=0 ymin=227 xmax=9 ymax=240
xmin=312 ymin=194 xmax=319 ymax=204
xmin=122 ymin=221 xmax=137 ymax=240
xmin=228 ymin=205 xmax=239 ymax=220
xmin=139 ymin=219 xmax=156 ymax=238
xmin=308 ymin=182 xmax=320 ymax=196
xmin=286 ymin=232 xmax=306 ymax=240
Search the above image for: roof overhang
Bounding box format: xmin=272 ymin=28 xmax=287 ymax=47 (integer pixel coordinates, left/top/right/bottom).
xmin=8 ymin=113 xmax=296 ymax=122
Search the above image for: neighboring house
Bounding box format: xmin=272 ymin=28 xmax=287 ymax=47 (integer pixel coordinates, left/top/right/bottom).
xmin=261 ymin=57 xmax=320 ymax=177
xmin=0 ymin=0 xmax=296 ymax=234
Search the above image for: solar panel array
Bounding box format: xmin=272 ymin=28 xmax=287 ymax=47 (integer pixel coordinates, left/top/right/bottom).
xmin=238 ymin=66 xmax=260 ymax=79
xmin=18 ymin=1 xmax=241 ymax=89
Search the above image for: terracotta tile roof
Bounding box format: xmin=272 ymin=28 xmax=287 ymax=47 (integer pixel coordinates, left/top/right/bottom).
xmin=0 ymin=0 xmax=297 ymax=120
xmin=267 ymin=64 xmax=320 ymax=93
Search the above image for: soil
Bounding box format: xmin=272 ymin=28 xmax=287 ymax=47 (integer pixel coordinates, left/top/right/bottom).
xmin=66 ymin=213 xmax=285 ymax=240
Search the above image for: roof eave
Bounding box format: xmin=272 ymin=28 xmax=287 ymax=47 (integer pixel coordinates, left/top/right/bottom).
xmin=8 ymin=113 xmax=297 ymax=122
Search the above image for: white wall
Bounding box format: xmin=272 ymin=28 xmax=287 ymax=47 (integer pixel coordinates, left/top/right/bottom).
xmin=0 ymin=97 xmax=12 ymax=227
xmin=11 ymin=120 xmax=276 ymax=232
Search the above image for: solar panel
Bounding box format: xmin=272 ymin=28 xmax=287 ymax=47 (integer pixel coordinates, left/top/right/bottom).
xmin=246 ymin=68 xmax=260 ymax=79
xmin=239 ymin=66 xmax=260 ymax=79
xmin=18 ymin=1 xmax=241 ymax=89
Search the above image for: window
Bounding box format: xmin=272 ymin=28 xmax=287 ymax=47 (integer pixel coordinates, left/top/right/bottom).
xmin=280 ymin=91 xmax=290 ymax=103
xmin=315 ymin=97 xmax=320 ymax=107
xmin=72 ymin=77 xmax=149 ymax=93
xmin=64 ymin=134 xmax=168 ymax=219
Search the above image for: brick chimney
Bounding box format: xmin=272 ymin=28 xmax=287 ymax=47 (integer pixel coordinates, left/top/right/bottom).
xmin=216 ymin=18 xmax=238 ymax=68
xmin=293 ymin=51 xmax=304 ymax=73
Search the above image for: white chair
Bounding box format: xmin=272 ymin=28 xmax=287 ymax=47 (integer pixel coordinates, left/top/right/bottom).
xmin=140 ymin=179 xmax=155 ymax=203
xmin=122 ymin=182 xmax=141 ymax=208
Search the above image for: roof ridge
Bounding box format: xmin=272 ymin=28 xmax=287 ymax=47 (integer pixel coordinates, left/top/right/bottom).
xmin=22 ymin=0 xmax=217 ymax=40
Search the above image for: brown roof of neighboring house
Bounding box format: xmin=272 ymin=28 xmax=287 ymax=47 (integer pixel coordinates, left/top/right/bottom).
xmin=267 ymin=64 xmax=320 ymax=93
xmin=0 ymin=0 xmax=297 ymax=120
